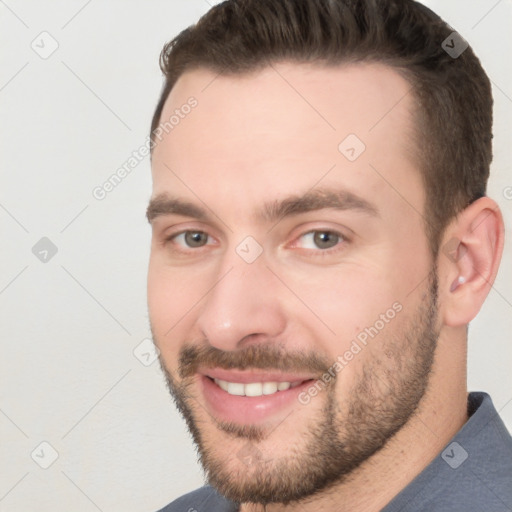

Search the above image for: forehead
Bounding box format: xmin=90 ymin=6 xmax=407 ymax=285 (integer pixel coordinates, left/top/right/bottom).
xmin=151 ymin=62 xmax=422 ymax=219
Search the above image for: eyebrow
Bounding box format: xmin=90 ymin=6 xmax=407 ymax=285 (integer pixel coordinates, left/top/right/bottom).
xmin=261 ymin=188 xmax=379 ymax=223
xmin=147 ymin=196 xmax=208 ymax=222
xmin=146 ymin=188 xmax=379 ymax=224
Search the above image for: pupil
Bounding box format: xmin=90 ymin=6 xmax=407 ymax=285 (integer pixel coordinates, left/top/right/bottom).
xmin=314 ymin=231 xmax=338 ymax=249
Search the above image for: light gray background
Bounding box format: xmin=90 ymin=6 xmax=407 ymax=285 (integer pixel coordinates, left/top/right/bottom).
xmin=1 ymin=1 xmax=511 ymax=511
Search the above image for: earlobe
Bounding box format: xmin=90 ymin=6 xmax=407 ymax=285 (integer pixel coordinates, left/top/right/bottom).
xmin=439 ymin=198 xmax=504 ymax=327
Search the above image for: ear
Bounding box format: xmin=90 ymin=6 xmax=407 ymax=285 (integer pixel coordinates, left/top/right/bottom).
xmin=438 ymin=197 xmax=504 ymax=327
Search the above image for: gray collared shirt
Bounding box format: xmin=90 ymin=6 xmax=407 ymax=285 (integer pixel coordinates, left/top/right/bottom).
xmin=158 ymin=392 xmax=512 ymax=511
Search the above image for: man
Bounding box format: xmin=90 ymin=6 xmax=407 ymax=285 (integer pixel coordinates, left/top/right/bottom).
xmin=146 ymin=0 xmax=511 ymax=510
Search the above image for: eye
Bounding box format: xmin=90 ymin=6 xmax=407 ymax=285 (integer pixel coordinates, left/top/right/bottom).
xmin=296 ymin=230 xmax=344 ymax=250
xmin=171 ymin=231 xmax=212 ymax=248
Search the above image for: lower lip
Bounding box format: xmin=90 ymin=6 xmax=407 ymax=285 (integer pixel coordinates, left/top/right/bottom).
xmin=200 ymin=376 xmax=315 ymax=425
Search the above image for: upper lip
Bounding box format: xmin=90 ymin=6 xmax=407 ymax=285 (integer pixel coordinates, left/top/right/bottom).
xmin=199 ymin=367 xmax=318 ymax=383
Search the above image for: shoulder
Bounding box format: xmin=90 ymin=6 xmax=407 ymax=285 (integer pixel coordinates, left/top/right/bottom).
xmin=383 ymin=392 xmax=512 ymax=511
xmin=156 ymin=486 xmax=238 ymax=512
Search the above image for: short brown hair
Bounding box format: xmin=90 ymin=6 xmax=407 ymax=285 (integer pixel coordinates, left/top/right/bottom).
xmin=150 ymin=0 xmax=493 ymax=254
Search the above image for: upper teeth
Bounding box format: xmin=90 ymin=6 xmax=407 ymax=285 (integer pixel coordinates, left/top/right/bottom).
xmin=213 ymin=378 xmax=302 ymax=397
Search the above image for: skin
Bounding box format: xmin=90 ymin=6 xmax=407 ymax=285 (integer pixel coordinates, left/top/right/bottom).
xmin=147 ymin=63 xmax=504 ymax=511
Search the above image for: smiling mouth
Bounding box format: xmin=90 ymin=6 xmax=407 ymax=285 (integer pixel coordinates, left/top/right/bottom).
xmin=209 ymin=377 xmax=314 ymax=397
xmin=199 ymin=370 xmax=320 ymax=424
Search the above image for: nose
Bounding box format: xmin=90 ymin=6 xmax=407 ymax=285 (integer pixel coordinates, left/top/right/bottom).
xmin=196 ymin=256 xmax=287 ymax=351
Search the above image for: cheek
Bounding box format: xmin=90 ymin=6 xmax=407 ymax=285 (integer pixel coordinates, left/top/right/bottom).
xmin=147 ymin=262 xmax=202 ymax=351
xmin=305 ymin=282 xmax=410 ymax=394
xmin=282 ymin=264 xmax=409 ymax=380
xmin=286 ymin=265 xmax=397 ymax=334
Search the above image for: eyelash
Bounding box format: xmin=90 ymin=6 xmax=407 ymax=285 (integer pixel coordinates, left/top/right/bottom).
xmin=292 ymin=230 xmax=347 ymax=256
xmin=165 ymin=231 xmax=216 ymax=251
xmin=164 ymin=229 xmax=348 ymax=257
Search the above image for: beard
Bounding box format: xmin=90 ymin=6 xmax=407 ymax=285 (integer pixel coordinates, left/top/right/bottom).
xmin=156 ymin=269 xmax=439 ymax=506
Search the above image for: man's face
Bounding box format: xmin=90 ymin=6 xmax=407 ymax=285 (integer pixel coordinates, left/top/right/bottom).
xmin=148 ymin=63 xmax=439 ymax=504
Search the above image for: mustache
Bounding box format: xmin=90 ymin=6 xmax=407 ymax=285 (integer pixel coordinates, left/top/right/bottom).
xmin=178 ymin=343 xmax=331 ymax=379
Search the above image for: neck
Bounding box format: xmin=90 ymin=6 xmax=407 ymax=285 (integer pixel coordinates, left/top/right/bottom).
xmin=241 ymin=329 xmax=468 ymax=512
